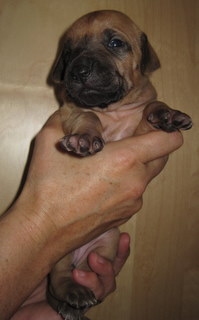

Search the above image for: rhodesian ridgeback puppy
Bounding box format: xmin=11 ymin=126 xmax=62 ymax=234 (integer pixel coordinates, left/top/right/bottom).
xmin=47 ymin=10 xmax=192 ymax=320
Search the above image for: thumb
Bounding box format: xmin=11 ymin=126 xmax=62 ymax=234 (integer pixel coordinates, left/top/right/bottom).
xmin=117 ymin=131 xmax=183 ymax=163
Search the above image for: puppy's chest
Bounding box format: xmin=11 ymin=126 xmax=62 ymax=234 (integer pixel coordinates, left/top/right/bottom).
xmin=93 ymin=107 xmax=145 ymax=142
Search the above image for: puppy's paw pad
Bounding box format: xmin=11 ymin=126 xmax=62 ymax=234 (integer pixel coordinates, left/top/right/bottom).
xmin=56 ymin=285 xmax=97 ymax=319
xmin=57 ymin=302 xmax=80 ymax=320
xmin=65 ymin=285 xmax=97 ymax=310
xmin=60 ymin=134 xmax=104 ymax=156
xmin=148 ymin=108 xmax=192 ymax=132
xmin=60 ymin=134 xmax=79 ymax=152
xmin=92 ymin=136 xmax=104 ymax=152
xmin=172 ymin=112 xmax=192 ymax=130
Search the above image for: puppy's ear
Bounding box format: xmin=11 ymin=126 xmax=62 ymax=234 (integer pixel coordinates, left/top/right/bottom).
xmin=51 ymin=43 xmax=71 ymax=83
xmin=140 ymin=33 xmax=160 ymax=74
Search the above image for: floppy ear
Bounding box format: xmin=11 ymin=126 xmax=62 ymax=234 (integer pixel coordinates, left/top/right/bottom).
xmin=140 ymin=33 xmax=160 ymax=74
xmin=51 ymin=43 xmax=71 ymax=83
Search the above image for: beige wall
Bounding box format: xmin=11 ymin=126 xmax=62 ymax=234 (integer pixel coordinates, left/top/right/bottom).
xmin=0 ymin=1 xmax=198 ymax=319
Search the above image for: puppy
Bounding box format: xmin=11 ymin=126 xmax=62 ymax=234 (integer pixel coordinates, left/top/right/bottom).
xmin=47 ymin=10 xmax=192 ymax=320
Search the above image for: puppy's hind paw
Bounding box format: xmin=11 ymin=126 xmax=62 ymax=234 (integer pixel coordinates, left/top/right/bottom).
xmin=56 ymin=284 xmax=96 ymax=319
xmin=58 ymin=305 xmax=91 ymax=320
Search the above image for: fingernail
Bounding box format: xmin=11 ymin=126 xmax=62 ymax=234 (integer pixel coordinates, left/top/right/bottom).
xmin=76 ymin=270 xmax=86 ymax=278
xmin=96 ymin=254 xmax=106 ymax=265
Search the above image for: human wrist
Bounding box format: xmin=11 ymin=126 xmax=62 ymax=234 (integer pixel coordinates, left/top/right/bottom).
xmin=0 ymin=193 xmax=59 ymax=318
xmin=11 ymin=187 xmax=61 ymax=267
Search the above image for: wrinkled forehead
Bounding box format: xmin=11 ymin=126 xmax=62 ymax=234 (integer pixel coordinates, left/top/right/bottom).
xmin=64 ymin=11 xmax=142 ymax=45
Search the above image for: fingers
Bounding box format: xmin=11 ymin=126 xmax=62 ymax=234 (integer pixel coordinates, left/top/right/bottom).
xmin=117 ymin=131 xmax=183 ymax=164
xmin=43 ymin=110 xmax=61 ymax=129
xmin=39 ymin=110 xmax=63 ymax=139
xmin=113 ymin=232 xmax=130 ymax=276
xmin=38 ymin=111 xmax=183 ymax=171
xmin=73 ymin=233 xmax=131 ymax=300
xmin=146 ymin=155 xmax=169 ymax=182
xmin=34 ymin=111 xmax=64 ymax=152
xmin=73 ymin=253 xmax=116 ymax=300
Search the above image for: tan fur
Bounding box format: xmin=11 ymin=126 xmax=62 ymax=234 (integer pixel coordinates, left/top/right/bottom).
xmin=47 ymin=10 xmax=192 ymax=320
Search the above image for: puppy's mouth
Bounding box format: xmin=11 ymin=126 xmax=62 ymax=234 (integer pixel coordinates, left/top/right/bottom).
xmin=64 ymin=57 xmax=127 ymax=108
xmin=67 ymin=84 xmax=125 ymax=108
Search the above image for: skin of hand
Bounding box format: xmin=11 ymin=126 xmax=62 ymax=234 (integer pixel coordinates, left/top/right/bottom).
xmin=0 ymin=111 xmax=183 ymax=319
xmin=11 ymin=232 xmax=130 ymax=320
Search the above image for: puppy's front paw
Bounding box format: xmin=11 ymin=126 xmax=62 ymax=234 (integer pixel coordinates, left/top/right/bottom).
xmin=60 ymin=134 xmax=105 ymax=156
xmin=147 ymin=108 xmax=192 ymax=132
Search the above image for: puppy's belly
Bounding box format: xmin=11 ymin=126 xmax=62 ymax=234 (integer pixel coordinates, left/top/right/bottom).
xmin=93 ymin=105 xmax=145 ymax=142
xmin=72 ymin=229 xmax=116 ymax=268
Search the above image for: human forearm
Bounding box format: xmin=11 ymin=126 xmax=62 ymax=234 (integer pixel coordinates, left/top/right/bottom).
xmin=0 ymin=177 xmax=131 ymax=320
xmin=0 ymin=112 xmax=183 ymax=319
xmin=0 ymin=196 xmax=57 ymax=319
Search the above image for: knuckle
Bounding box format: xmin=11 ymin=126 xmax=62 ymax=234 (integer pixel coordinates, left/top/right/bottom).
xmin=134 ymin=197 xmax=143 ymax=212
xmin=113 ymin=149 xmax=136 ymax=169
xmin=104 ymin=261 xmax=114 ymax=275
xmin=131 ymin=181 xmax=146 ymax=200
xmin=36 ymin=125 xmax=60 ymax=149
xmin=123 ymin=178 xmax=146 ymax=202
xmin=36 ymin=126 xmax=52 ymax=142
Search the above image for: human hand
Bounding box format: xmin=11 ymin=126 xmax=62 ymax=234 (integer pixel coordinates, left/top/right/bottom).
xmin=20 ymin=110 xmax=183 ymax=264
xmin=11 ymin=233 xmax=130 ymax=320
xmin=1 ymin=111 xmax=183 ymax=319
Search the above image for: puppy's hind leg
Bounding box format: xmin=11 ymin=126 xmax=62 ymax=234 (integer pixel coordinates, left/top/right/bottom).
xmin=47 ymin=253 xmax=97 ymax=320
xmin=59 ymin=103 xmax=105 ymax=157
xmin=48 ymin=228 xmax=120 ymax=320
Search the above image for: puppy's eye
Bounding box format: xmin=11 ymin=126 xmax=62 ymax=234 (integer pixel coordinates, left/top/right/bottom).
xmin=108 ymin=38 xmax=124 ymax=48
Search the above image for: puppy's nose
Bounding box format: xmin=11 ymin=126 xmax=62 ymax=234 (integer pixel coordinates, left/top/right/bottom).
xmin=71 ymin=64 xmax=91 ymax=82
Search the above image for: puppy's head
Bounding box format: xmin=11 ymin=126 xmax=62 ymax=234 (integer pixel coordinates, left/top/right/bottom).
xmin=51 ymin=10 xmax=160 ymax=108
